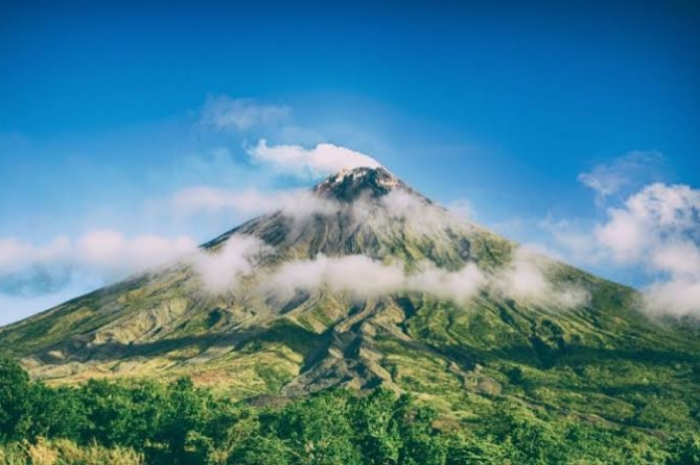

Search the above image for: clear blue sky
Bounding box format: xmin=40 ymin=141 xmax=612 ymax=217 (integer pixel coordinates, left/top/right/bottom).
xmin=1 ymin=0 xmax=699 ymax=323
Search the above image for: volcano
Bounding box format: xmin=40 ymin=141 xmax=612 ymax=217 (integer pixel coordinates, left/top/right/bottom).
xmin=1 ymin=167 xmax=698 ymax=427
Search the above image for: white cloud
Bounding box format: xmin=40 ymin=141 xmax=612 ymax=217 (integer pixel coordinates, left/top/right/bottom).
xmin=0 ymin=236 xmax=71 ymax=274
xmin=257 ymin=245 xmax=588 ymax=309
xmin=595 ymin=183 xmax=700 ymax=269
xmin=538 ymin=218 xmax=600 ymax=264
xmin=168 ymin=174 xmax=473 ymax=245
xmin=545 ymin=181 xmax=700 ymax=316
xmin=74 ymin=230 xmax=197 ymax=273
xmin=247 ymin=139 xmax=381 ymax=178
xmin=262 ymin=254 xmax=485 ymax=303
xmin=644 ymin=279 xmax=700 ymax=318
xmin=171 ymin=186 xmax=339 ymax=223
xmin=200 ymin=96 xmax=291 ymax=131
xmin=409 ymin=261 xmax=486 ymax=302
xmin=176 ymin=182 xmax=589 ymax=310
xmin=593 ymin=208 xmax=648 ymax=264
xmin=0 ymin=231 xmax=198 ymax=324
xmin=188 ymin=235 xmax=271 ymax=295
xmin=578 ymin=150 xmax=665 ymax=204
xmin=0 ymin=231 xmax=197 ymax=290
xmin=374 ymin=190 xmax=473 ymax=238
xmin=649 ymin=240 xmax=700 ymax=278
xmin=172 ymin=187 xmax=288 ymax=216
xmin=264 ymin=254 xmax=405 ymax=300
xmin=492 ymin=247 xmax=590 ymax=309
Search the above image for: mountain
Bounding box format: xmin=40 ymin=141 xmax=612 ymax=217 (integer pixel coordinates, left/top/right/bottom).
xmin=1 ymin=167 xmax=699 ymax=431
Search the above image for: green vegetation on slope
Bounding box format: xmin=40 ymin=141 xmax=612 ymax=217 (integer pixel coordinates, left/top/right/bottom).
xmin=1 ymin=358 xmax=699 ymax=465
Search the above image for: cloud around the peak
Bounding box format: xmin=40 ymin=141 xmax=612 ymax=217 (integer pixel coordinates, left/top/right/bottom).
xmin=247 ymin=139 xmax=382 ymax=178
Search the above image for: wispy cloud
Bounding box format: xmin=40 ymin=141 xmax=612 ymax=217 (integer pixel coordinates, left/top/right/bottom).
xmin=195 ymin=243 xmax=588 ymax=310
xmin=260 ymin=253 xmax=486 ymax=302
xmin=0 ymin=231 xmax=198 ymax=325
xmin=187 ymin=235 xmax=271 ymax=295
xmin=0 ymin=237 xmax=71 ymax=275
xmin=445 ymin=198 xmax=474 ymax=221
xmin=539 ymin=217 xmax=601 ymax=265
xmin=199 ymin=95 xmax=291 ymax=131
xmin=492 ymin=247 xmax=590 ymax=308
xmin=577 ymin=150 xmax=665 ymax=205
xmin=0 ymin=232 xmax=196 ymax=289
xmin=170 ymin=186 xmax=338 ymax=222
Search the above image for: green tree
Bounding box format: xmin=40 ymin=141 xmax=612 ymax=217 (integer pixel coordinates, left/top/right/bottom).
xmin=394 ymin=394 xmax=446 ymax=465
xmin=667 ymin=433 xmax=700 ymax=465
xmin=229 ymin=435 xmax=295 ymax=465
xmin=0 ymin=358 xmax=31 ymax=442
xmin=486 ymin=401 xmax=567 ymax=465
xmin=273 ymin=390 xmax=363 ymax=465
xmin=27 ymin=382 xmax=85 ymax=441
xmin=352 ymin=389 xmax=403 ymax=464
xmin=444 ymin=433 xmax=510 ymax=465
xmin=77 ymin=378 xmax=162 ymax=448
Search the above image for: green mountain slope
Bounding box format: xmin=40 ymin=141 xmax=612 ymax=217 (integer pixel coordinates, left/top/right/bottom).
xmin=1 ymin=167 xmax=698 ymax=434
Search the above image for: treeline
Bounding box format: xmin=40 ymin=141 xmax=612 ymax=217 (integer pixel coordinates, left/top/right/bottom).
xmin=0 ymin=358 xmax=698 ymax=465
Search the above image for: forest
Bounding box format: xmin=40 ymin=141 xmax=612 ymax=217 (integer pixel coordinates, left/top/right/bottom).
xmin=1 ymin=358 xmax=698 ymax=465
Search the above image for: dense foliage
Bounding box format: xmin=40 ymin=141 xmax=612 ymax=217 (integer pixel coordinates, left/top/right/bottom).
xmin=0 ymin=358 xmax=698 ymax=465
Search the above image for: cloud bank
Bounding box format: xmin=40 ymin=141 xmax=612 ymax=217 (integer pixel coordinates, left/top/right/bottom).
xmin=541 ymin=153 xmax=700 ymax=317
xmin=0 ymin=232 xmax=198 ymax=325
xmin=178 ymin=179 xmax=587 ymax=310
xmin=595 ymin=183 xmax=700 ymax=316
xmin=191 ymin=236 xmax=586 ymax=311
xmin=261 ymin=254 xmax=486 ymax=303
xmin=0 ymin=232 xmax=196 ymax=277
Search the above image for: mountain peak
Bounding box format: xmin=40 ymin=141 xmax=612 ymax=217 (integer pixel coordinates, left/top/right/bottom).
xmin=4 ymin=160 xmax=699 ymax=438
xmin=313 ymin=166 xmax=410 ymax=202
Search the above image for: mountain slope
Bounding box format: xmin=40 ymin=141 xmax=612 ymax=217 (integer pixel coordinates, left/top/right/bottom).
xmin=1 ymin=167 xmax=698 ymax=431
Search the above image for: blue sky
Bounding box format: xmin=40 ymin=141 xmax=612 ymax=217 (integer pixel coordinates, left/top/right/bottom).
xmin=1 ymin=1 xmax=699 ymax=323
